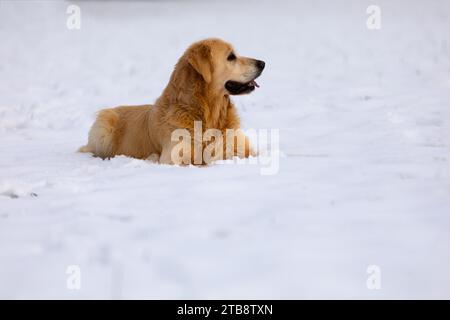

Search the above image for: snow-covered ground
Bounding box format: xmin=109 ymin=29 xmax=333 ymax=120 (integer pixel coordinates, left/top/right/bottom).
xmin=1 ymin=0 xmax=450 ymax=299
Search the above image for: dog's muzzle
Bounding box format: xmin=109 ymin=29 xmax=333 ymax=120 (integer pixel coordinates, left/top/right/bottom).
xmin=225 ymin=59 xmax=265 ymax=95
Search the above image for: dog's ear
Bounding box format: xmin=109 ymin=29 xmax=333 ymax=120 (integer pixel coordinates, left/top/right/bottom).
xmin=187 ymin=43 xmax=213 ymax=83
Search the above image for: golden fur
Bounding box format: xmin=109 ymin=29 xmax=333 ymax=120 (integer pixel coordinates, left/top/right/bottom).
xmin=79 ymin=38 xmax=265 ymax=164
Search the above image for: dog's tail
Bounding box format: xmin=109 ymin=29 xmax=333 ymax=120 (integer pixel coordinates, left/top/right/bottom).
xmin=78 ymin=145 xmax=92 ymax=153
xmin=78 ymin=109 xmax=119 ymax=158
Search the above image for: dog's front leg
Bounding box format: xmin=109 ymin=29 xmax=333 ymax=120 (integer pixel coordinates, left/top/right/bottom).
xmin=223 ymin=129 xmax=256 ymax=159
xmin=159 ymin=139 xmax=196 ymax=165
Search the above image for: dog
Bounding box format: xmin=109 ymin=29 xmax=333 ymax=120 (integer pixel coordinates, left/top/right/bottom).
xmin=79 ymin=38 xmax=265 ymax=165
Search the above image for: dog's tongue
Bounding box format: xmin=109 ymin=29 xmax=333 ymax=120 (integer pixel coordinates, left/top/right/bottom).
xmin=249 ymin=80 xmax=259 ymax=88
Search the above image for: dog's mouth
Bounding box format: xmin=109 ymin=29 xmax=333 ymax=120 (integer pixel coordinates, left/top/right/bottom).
xmin=225 ymin=78 xmax=260 ymax=95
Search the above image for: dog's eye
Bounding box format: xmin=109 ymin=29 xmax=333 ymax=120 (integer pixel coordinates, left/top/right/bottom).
xmin=227 ymin=53 xmax=236 ymax=61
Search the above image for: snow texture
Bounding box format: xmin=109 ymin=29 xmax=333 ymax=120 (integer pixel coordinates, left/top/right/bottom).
xmin=0 ymin=0 xmax=450 ymax=299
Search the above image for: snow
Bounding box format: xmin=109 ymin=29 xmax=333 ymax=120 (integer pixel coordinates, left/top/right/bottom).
xmin=1 ymin=0 xmax=450 ymax=299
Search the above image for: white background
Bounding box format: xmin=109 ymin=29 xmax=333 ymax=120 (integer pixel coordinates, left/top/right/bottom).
xmin=0 ymin=0 xmax=449 ymax=298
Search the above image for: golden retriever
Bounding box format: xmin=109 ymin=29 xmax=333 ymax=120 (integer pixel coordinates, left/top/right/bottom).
xmin=79 ymin=38 xmax=265 ymax=165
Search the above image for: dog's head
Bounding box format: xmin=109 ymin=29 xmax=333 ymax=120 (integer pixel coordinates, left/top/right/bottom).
xmin=186 ymin=38 xmax=265 ymax=95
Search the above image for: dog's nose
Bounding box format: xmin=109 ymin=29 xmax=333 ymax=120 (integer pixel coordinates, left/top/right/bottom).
xmin=255 ymin=60 xmax=265 ymax=71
